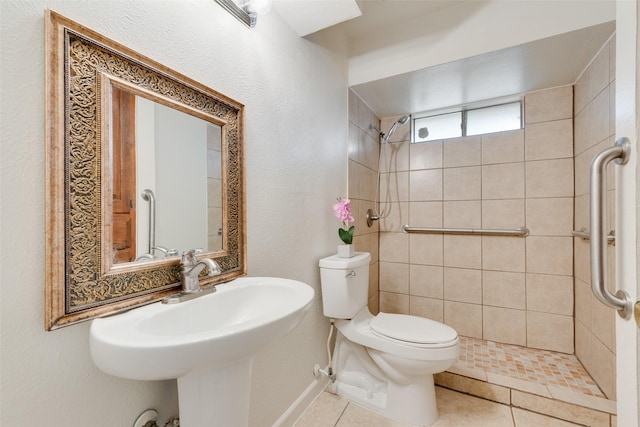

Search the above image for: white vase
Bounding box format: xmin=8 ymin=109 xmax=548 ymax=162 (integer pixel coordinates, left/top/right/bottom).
xmin=337 ymin=244 xmax=355 ymax=258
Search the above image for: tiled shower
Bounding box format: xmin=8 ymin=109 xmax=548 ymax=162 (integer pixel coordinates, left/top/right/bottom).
xmin=347 ymin=33 xmax=617 ymax=405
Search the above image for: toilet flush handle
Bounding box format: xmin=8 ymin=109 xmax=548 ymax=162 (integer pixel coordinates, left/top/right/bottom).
xmin=345 ymin=271 xmax=356 ymax=278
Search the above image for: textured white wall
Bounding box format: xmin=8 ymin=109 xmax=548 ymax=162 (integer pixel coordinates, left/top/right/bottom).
xmin=0 ymin=1 xmax=348 ymax=425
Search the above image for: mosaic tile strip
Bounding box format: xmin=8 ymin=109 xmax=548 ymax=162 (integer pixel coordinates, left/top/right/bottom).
xmin=458 ymin=336 xmax=604 ymax=398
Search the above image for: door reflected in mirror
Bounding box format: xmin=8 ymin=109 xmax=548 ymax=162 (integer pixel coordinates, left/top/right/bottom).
xmin=111 ymin=85 xmax=223 ymax=264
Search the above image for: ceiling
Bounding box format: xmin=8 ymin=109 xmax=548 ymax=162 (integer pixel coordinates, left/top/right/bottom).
xmin=350 ymin=21 xmax=615 ymax=117
xmin=273 ymin=0 xmax=616 ymax=119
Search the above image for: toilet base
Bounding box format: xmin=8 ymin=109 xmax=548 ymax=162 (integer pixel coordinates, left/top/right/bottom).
xmin=333 ymin=373 xmax=438 ymax=426
xmin=331 ymin=334 xmax=440 ymax=426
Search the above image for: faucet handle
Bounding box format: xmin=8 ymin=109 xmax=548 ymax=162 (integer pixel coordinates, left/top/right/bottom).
xmin=181 ymin=249 xmax=199 ymax=267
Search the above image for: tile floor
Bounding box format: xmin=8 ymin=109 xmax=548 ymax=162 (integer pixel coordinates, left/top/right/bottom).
xmin=294 ymin=336 xmax=613 ymax=426
xmin=457 ymin=336 xmax=603 ymax=398
xmin=294 ymin=387 xmax=586 ymax=427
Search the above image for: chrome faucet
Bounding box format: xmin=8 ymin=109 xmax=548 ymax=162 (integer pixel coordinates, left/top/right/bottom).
xmin=180 ymin=250 xmax=222 ymax=293
xmin=162 ymin=250 xmax=222 ymax=304
xmin=152 ymin=245 xmax=179 ymax=257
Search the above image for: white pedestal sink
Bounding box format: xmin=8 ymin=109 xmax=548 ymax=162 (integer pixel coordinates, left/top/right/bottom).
xmin=90 ymin=277 xmax=314 ymax=427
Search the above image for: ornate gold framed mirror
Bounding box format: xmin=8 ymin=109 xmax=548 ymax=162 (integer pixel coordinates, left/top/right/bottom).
xmin=45 ymin=11 xmax=246 ymax=330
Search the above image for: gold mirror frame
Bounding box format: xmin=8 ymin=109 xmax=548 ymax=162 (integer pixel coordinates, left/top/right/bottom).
xmin=45 ymin=11 xmax=246 ymax=330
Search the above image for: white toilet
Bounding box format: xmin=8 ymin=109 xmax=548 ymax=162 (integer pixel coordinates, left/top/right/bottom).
xmin=319 ymin=252 xmax=459 ymax=426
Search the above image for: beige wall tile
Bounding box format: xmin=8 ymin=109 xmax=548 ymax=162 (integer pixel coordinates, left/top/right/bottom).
xmin=574 ymin=320 xmax=592 ymax=370
xmin=483 ymin=306 xmax=526 ymax=345
xmin=368 ymin=293 xmax=380 ymax=315
xmin=379 ymin=261 xmax=409 ymax=294
xmin=481 ymin=129 xmax=524 ymax=164
xmin=380 ymin=171 xmax=409 ymax=202
xmin=410 ymin=140 xmax=443 ymax=170
xmin=482 ymin=199 xmax=525 ymax=229
xmin=574 ymin=194 xmax=589 ymax=231
xmin=443 ymin=201 xmax=481 ymax=228
xmin=526 ymin=198 xmax=574 ymax=236
xmin=409 ymin=296 xmax=443 ymax=322
xmin=527 ymin=311 xmax=574 ymax=353
xmin=444 ymin=235 xmax=482 ymax=269
xmin=525 ymin=86 xmax=573 ymax=124
xmin=482 ymin=163 xmax=525 ymax=199
xmin=574 ymin=278 xmax=592 ymax=328
xmin=574 ymin=108 xmax=589 ymax=156
xmin=357 ymin=96 xmax=375 ymax=136
xmin=525 ymin=159 xmax=574 ymax=198
xmin=379 ymin=201 xmax=408 ymax=232
xmin=526 ymin=273 xmax=573 ymax=315
xmin=482 ymin=236 xmax=525 ymax=272
xmin=409 ymin=234 xmax=443 ymax=266
xmin=574 ymin=68 xmax=591 ymax=116
xmin=483 ymin=270 xmax=526 ymax=309
xmin=525 ymin=119 xmax=574 ymax=161
xmin=385 ymin=140 xmax=411 ymax=172
xmin=589 ymin=337 xmax=615 ymax=399
xmin=443 ymin=166 xmax=481 ymax=200
xmin=591 ymin=293 xmax=615 ymax=351
xmin=379 ymin=232 xmax=408 ymax=262
xmin=589 ymin=44 xmax=611 ymax=104
xmin=444 ymin=300 xmax=483 ymax=338
xmin=409 ymin=264 xmax=443 ymax=298
xmin=409 ymin=201 xmax=442 ymax=228
xmin=589 ymin=88 xmax=611 ymax=147
xmin=443 ymin=136 xmax=481 ymax=167
xmin=574 ymin=239 xmax=591 ymax=284
xmin=574 ymin=140 xmax=607 ymax=197
xmin=369 ymin=263 xmax=379 ymax=299
xmin=348 ymin=89 xmax=358 ymax=123
xmin=526 ymin=236 xmax=573 ymax=276
xmin=409 ymin=168 xmax=443 ymax=201
xmin=444 ymin=267 xmax=482 ymax=304
xmin=609 ymin=81 xmax=616 ymax=137
xmin=379 ymin=291 xmax=409 ymax=314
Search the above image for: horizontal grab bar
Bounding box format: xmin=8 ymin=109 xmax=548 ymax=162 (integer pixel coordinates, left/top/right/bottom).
xmin=402 ymin=225 xmax=529 ymax=237
xmin=572 ymin=228 xmax=615 ymax=244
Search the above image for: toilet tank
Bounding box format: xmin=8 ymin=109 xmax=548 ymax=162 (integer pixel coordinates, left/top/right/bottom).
xmin=319 ymin=252 xmax=371 ymax=319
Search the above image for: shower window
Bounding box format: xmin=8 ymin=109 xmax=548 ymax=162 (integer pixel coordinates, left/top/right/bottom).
xmin=412 ymin=100 xmax=522 ymax=143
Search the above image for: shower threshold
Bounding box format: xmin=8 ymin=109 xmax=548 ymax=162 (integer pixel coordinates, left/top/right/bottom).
xmin=435 ymin=336 xmax=616 ymax=426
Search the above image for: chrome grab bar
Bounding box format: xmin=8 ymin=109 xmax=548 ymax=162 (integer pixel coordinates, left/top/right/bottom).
xmin=572 ymin=228 xmax=615 ymax=244
xmin=141 ymin=189 xmax=156 ymax=254
xmin=590 ymin=137 xmax=632 ymax=319
xmin=402 ymin=225 xmax=529 ymax=237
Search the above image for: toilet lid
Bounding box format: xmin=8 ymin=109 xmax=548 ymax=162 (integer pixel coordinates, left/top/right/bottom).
xmin=370 ymin=313 xmax=458 ymax=345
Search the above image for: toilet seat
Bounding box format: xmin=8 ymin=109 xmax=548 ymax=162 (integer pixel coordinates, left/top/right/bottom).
xmin=335 ymin=308 xmax=459 ymax=361
xmin=370 ymin=313 xmax=458 ymax=349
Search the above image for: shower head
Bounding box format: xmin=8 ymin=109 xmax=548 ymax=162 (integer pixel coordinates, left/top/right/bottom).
xmin=382 ymin=115 xmax=410 ymax=143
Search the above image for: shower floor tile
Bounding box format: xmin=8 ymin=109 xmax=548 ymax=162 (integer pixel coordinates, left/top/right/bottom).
xmin=455 ymin=336 xmax=604 ymax=398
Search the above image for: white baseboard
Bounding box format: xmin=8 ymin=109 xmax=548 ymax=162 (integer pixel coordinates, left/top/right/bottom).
xmin=272 ymin=377 xmax=329 ymax=427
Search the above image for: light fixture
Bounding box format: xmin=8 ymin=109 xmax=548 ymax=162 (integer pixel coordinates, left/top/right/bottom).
xmin=214 ymin=0 xmax=272 ymax=28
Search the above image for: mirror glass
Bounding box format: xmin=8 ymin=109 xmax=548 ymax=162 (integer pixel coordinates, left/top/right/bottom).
xmin=45 ymin=10 xmax=246 ymax=330
xmin=110 ymin=85 xmax=224 ymax=264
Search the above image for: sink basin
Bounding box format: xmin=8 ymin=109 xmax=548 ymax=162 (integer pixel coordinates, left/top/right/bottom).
xmin=90 ymin=277 xmax=314 ymax=426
